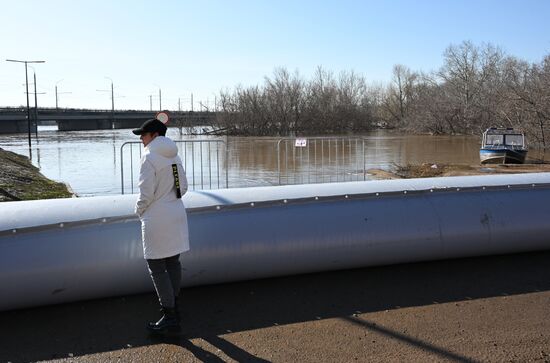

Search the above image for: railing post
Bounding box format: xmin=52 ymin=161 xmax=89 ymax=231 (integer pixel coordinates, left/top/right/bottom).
xmin=225 ymin=140 xmax=229 ymax=188
xmin=120 ymin=143 xmax=125 ymax=195
xmin=130 ymin=145 xmax=134 ymax=194
xmin=277 ymin=139 xmax=282 ymax=185
xmin=363 ymin=139 xmax=366 ymax=181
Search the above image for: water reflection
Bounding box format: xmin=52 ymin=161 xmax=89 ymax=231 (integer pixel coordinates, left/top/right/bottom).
xmin=0 ymin=127 xmax=548 ymax=197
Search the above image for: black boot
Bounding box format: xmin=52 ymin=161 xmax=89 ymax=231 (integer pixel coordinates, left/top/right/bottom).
xmin=147 ymin=307 xmax=180 ymax=334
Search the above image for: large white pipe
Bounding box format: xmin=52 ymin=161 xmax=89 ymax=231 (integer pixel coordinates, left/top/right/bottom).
xmin=1 ymin=173 xmax=550 ymax=311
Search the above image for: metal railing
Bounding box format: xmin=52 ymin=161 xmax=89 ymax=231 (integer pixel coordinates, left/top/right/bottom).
xmin=277 ymin=137 xmax=367 ymax=185
xmin=120 ymin=140 xmax=228 ymax=194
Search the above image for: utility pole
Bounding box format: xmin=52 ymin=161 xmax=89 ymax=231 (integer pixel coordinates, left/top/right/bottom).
xmin=178 ymin=97 xmax=181 ymax=112
xmin=97 ymin=77 xmax=115 ymax=128
xmin=110 ymin=80 xmax=114 ymax=113
xmin=191 ymin=93 xmax=193 ymax=112
xmin=109 ymin=78 xmax=115 ymax=129
xmin=149 ymin=95 xmax=153 ymax=111
xmin=97 ymin=77 xmax=115 ymax=112
xmin=55 ymin=79 xmax=62 ymax=110
xmin=55 ymin=80 xmax=71 ymax=110
xmin=25 ymin=67 xmax=45 ymax=138
xmin=33 ymin=72 xmax=38 ymax=137
xmin=30 ymin=84 xmax=46 ymax=137
xmin=159 ymin=88 xmax=162 ymax=111
xmin=5 ymin=59 xmax=45 ymax=148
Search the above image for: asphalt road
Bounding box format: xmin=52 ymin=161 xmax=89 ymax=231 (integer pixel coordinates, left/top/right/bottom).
xmin=1 ymin=250 xmax=550 ymax=362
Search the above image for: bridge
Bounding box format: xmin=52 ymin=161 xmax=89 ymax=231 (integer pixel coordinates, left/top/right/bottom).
xmin=0 ymin=108 xmax=218 ymax=133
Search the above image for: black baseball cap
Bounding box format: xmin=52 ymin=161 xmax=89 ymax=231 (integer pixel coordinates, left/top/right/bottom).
xmin=132 ymin=119 xmax=167 ymax=135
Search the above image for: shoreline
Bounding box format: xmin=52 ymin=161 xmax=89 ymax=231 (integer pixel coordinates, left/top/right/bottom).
xmin=368 ymin=162 xmax=550 ymax=180
xmin=0 ymin=148 xmax=73 ymax=202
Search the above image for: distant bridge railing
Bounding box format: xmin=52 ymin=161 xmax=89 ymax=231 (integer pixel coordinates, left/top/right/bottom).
xmin=120 ymin=140 xmax=228 ymax=194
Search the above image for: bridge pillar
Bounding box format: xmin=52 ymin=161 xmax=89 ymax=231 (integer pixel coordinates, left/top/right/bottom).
xmin=0 ymin=120 xmax=37 ymax=134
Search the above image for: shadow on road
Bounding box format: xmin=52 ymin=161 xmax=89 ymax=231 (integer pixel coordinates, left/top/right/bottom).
xmin=1 ymin=250 xmax=550 ymax=362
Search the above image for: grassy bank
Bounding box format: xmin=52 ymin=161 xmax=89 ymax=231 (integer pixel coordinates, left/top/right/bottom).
xmin=368 ymin=163 xmax=550 ymax=180
xmin=0 ymin=148 xmax=73 ymax=202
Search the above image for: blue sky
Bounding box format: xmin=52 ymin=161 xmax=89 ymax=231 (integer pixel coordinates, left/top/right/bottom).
xmin=1 ymin=0 xmax=549 ymax=110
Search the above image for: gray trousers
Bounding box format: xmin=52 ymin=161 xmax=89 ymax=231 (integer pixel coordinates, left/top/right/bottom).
xmin=146 ymin=254 xmax=181 ymax=309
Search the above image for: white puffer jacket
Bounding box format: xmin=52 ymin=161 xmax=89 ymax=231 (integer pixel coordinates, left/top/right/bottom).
xmin=135 ymin=136 xmax=189 ymax=259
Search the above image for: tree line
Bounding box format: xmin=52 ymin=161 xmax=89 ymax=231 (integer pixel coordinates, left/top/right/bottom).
xmin=214 ymin=41 xmax=550 ymax=148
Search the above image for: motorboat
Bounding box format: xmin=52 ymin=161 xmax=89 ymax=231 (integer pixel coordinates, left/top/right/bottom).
xmin=480 ymin=128 xmax=528 ymax=164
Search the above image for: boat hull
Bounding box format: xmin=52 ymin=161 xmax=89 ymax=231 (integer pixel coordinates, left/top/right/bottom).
xmin=480 ymin=148 xmax=527 ymax=164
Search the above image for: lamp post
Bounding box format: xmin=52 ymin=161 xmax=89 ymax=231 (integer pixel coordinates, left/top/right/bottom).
xmin=55 ymin=79 xmax=71 ymax=110
xmin=106 ymin=77 xmax=115 ymax=128
xmin=55 ymin=80 xmax=61 ymax=110
xmin=159 ymin=88 xmax=162 ymax=111
xmin=29 ymin=66 xmax=44 ymax=138
xmin=96 ymin=77 xmax=115 ymax=111
xmin=153 ymin=84 xmax=162 ymax=111
xmin=96 ymin=77 xmax=116 ymax=128
xmin=106 ymin=77 xmax=114 ymax=112
xmin=6 ymin=59 xmax=45 ymax=148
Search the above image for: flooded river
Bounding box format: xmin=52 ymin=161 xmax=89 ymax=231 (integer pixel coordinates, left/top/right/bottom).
xmin=0 ymin=127 xmax=547 ymax=197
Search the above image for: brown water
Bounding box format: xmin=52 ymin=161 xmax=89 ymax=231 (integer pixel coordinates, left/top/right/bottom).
xmin=0 ymin=127 xmax=548 ymax=196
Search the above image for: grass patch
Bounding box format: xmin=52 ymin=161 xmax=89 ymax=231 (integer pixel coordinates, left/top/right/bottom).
xmin=0 ymin=148 xmax=73 ymax=202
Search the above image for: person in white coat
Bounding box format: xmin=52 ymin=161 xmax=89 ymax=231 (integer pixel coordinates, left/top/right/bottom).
xmin=132 ymin=119 xmax=189 ymax=334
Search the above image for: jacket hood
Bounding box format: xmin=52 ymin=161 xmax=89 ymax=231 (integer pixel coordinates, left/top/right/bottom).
xmin=146 ymin=136 xmax=178 ymax=158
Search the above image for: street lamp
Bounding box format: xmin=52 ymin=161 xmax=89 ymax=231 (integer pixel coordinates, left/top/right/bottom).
xmin=55 ymin=79 xmax=63 ymax=109
xmin=106 ymin=77 xmax=114 ymax=112
xmin=55 ymin=79 xmax=71 ymax=110
xmin=153 ymin=84 xmax=162 ymax=111
xmin=6 ymin=59 xmax=45 ymax=148
xmin=28 ymin=65 xmax=46 ymax=138
xmin=96 ymin=77 xmax=115 ymax=112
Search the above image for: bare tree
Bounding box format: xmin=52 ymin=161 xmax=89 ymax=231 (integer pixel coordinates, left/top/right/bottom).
xmin=214 ymin=45 xmax=550 ymax=147
xmin=436 ymin=41 xmax=505 ymax=133
xmin=501 ymin=55 xmax=550 ymax=147
xmin=381 ymin=64 xmax=418 ymax=127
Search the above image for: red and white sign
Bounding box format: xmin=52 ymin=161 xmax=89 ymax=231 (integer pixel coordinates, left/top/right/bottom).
xmin=156 ymin=111 xmax=171 ymax=124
